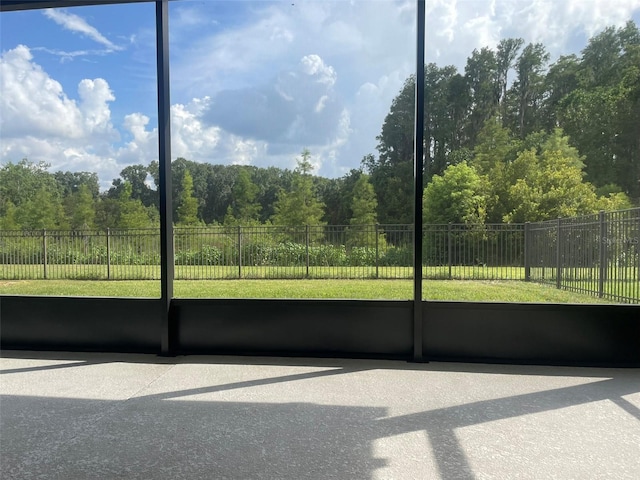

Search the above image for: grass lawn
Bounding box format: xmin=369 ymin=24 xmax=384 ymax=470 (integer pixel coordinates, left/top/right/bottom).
xmin=0 ymin=264 xmax=525 ymax=280
xmin=0 ymin=279 xmax=612 ymax=303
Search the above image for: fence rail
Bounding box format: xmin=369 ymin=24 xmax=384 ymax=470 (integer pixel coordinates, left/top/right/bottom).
xmin=1 ymin=208 xmax=638 ymax=303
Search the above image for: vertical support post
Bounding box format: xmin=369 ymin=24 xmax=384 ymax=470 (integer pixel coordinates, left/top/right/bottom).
xmin=524 ymin=222 xmax=530 ymax=281
xmin=237 ymin=225 xmax=242 ymax=279
xmin=448 ymin=223 xmax=452 ymax=280
xmin=157 ymin=0 xmax=174 ymax=355
xmin=598 ymin=210 xmax=606 ymax=298
xmin=556 ymin=218 xmax=562 ymax=289
xmin=172 ymin=227 xmax=176 ymax=279
xmin=305 ymin=225 xmax=310 ymax=279
xmin=375 ymin=223 xmax=379 ymax=279
xmin=42 ymin=229 xmax=48 ymax=280
xmin=106 ymin=228 xmax=111 ymax=280
xmin=413 ymin=0 xmax=426 ymax=362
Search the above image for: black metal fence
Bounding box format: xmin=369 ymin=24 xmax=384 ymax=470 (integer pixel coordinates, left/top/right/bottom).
xmin=0 ymin=223 xmax=524 ymax=281
xmin=527 ymin=208 xmax=639 ymax=304
xmin=1 ymin=208 xmax=638 ymax=303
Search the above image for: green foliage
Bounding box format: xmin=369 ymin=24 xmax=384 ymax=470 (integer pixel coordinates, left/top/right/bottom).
xmin=423 ymin=162 xmax=488 ymax=224
xmin=501 ymin=131 xmax=603 ymax=222
xmin=368 ymin=75 xmax=415 ymax=224
xmin=0 ymin=201 xmax=20 ymax=230
xmin=176 ymin=170 xmax=200 ymax=225
xmin=108 ymin=164 xmax=156 ymax=208
xmin=510 ymin=42 xmax=550 ymax=136
xmin=224 ymin=167 xmax=261 ymax=225
xmin=347 ymin=174 xmax=382 ymax=249
xmin=66 ymin=184 xmax=96 ymax=229
xmin=16 ymin=187 xmax=68 ymax=230
xmin=117 ymin=182 xmax=153 ymax=229
xmin=272 ymin=150 xmax=326 ymax=238
xmin=54 ymin=171 xmax=99 ymax=199
xmin=555 ymin=21 xmax=640 ymax=199
xmin=0 ymin=159 xmax=56 ymax=212
xmin=464 ymin=47 xmax=499 ymax=143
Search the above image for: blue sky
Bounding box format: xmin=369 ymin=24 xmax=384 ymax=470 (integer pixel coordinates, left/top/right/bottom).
xmin=1 ymin=0 xmax=640 ymax=190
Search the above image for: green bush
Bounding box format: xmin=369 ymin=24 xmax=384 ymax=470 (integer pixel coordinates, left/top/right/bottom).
xmin=380 ymin=246 xmax=412 ymax=266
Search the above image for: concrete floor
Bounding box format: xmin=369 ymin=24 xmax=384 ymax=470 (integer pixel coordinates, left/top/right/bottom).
xmin=1 ymin=352 xmax=639 ymax=480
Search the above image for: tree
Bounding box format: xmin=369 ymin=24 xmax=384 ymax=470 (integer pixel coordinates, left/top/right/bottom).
xmin=464 ymin=47 xmax=499 ymax=144
xmin=15 ymin=186 xmax=68 ymax=230
xmin=469 ymin=118 xmax=522 ymax=222
xmin=224 ymin=167 xmax=261 ymax=225
xmin=496 ymin=38 xmax=524 ymax=118
xmin=253 ymin=166 xmax=295 ymax=223
xmin=423 ymin=162 xmax=488 ymax=225
xmin=370 ymin=75 xmax=416 ymax=225
xmin=317 ymin=169 xmax=364 ymax=226
xmin=0 ymin=159 xmax=59 ymax=215
xmin=425 ymin=64 xmax=464 ymax=180
xmin=553 ymin=21 xmax=640 ymax=200
xmin=0 ymin=201 xmax=20 ymax=230
xmin=95 ymin=197 xmax=120 ymax=230
xmin=117 ymin=182 xmax=152 ymax=229
xmin=542 ymin=54 xmax=580 ymax=130
xmin=66 ymin=184 xmax=96 ymax=229
xmin=510 ymin=43 xmax=550 ymax=137
xmin=272 ymin=149 xmax=326 ymax=236
xmin=176 ymin=170 xmax=199 ymax=225
xmin=54 ymin=171 xmax=99 ymax=199
xmin=117 ymin=164 xmax=156 ymax=208
xmin=346 ymin=174 xmax=379 ymax=248
xmin=499 ymin=130 xmax=627 ymax=222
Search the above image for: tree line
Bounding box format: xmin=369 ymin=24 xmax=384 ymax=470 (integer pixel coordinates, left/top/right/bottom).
xmin=0 ymin=152 xmax=379 ymax=233
xmin=369 ymin=21 xmax=638 ymax=224
xmin=0 ymin=22 xmax=637 ymax=231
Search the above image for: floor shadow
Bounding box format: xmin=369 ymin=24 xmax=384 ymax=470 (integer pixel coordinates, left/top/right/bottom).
xmin=377 ymin=376 xmax=640 ymax=479
xmin=3 ymin=352 xmax=640 ymax=478
xmin=1 ymin=395 xmax=387 ymax=480
xmin=0 ymin=361 xmax=93 ymax=375
xmin=139 ymin=367 xmax=365 ymax=401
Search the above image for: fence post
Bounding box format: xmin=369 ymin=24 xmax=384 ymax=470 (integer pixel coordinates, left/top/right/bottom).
xmin=305 ymin=225 xmax=310 ymax=278
xmin=172 ymin=227 xmax=176 ymax=278
xmin=106 ymin=228 xmax=111 ymax=280
xmin=448 ymin=223 xmax=452 ymax=280
xmin=556 ymin=218 xmax=562 ymax=289
xmin=598 ymin=210 xmax=606 ymax=298
xmin=524 ymin=222 xmax=530 ymax=281
xmin=42 ymin=229 xmax=48 ymax=279
xmin=375 ymin=223 xmax=379 ymax=279
xmin=237 ymin=225 xmax=242 ymax=279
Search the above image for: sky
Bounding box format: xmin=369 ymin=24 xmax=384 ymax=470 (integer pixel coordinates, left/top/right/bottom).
xmin=1 ymin=0 xmax=640 ymax=190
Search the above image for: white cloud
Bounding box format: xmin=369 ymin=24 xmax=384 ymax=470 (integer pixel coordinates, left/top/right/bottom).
xmin=0 ymin=45 xmax=84 ymax=139
xmin=427 ymin=0 xmax=640 ymax=68
xmin=170 ymin=100 xmax=221 ymax=161
xmin=0 ymin=45 xmax=124 ymax=188
xmin=0 ymin=43 xmax=279 ymax=187
xmin=169 ymin=1 xmax=417 ymax=176
xmin=31 ymin=46 xmax=112 ymax=63
xmin=43 ymin=9 xmax=122 ymax=51
xmin=300 ymin=54 xmax=337 ymax=87
xmin=3 ymin=1 xmax=640 ymax=186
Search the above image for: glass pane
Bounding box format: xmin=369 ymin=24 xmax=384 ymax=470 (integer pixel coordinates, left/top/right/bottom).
xmin=0 ymin=2 xmax=160 ymax=298
xmin=421 ymin=1 xmax=640 ymax=304
xmin=170 ymin=0 xmax=415 ymax=299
